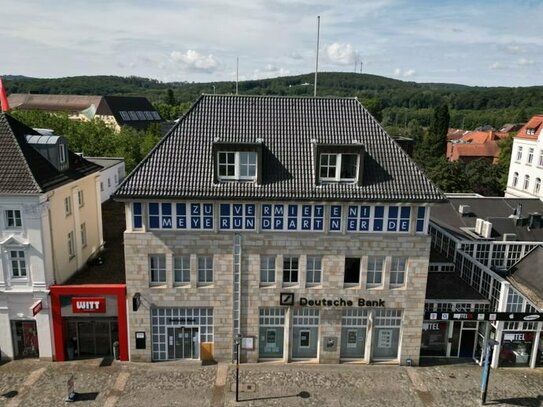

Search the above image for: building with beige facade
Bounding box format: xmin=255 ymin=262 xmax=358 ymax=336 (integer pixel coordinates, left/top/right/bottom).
xmin=0 ymin=114 xmax=103 ymax=360
xmin=114 ymin=95 xmax=445 ymax=365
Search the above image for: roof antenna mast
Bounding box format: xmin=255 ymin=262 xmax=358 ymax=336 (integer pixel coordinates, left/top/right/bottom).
xmin=236 ymin=57 xmax=239 ymax=95
xmin=314 ymin=16 xmax=320 ymax=97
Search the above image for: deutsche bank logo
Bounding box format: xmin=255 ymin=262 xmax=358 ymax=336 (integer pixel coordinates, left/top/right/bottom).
xmin=280 ymin=292 xmax=294 ymax=306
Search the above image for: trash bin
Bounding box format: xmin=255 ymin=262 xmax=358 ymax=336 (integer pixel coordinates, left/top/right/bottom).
xmin=113 ymin=341 xmax=120 ymax=360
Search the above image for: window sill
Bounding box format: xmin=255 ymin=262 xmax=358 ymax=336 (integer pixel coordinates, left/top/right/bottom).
xmin=282 ymin=283 xmax=299 ymax=288
xmin=149 ymin=283 xmax=167 ymax=288
xmin=389 ymin=284 xmax=406 ymax=290
xmin=173 ymin=282 xmax=191 ymax=288
xmin=366 ymin=285 xmax=383 ymax=290
xmin=69 ymin=255 xmax=76 ymax=261
xmin=343 ymin=283 xmax=361 ymax=289
xmin=197 ymin=283 xmax=214 ymax=288
xmin=259 ymin=283 xmax=276 ymax=288
xmin=10 ymin=276 xmax=28 ymax=281
xmin=306 ymin=283 xmax=322 ymax=289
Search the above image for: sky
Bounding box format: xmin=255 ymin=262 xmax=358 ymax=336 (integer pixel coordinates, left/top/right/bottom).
xmin=2 ymin=0 xmax=543 ymax=87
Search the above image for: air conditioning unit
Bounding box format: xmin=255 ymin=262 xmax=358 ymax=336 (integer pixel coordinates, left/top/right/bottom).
xmin=502 ymin=233 xmax=517 ymax=241
xmin=475 ymin=218 xmax=484 ymax=235
xmin=481 ymin=221 xmax=493 ymax=239
xmin=458 ymin=204 xmax=471 ymax=216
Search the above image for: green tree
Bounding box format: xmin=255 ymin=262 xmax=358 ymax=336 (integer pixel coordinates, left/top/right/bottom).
xmin=496 ymin=134 xmax=515 ymax=189
xmin=165 ymin=88 xmax=176 ymax=106
xmin=464 ymin=159 xmax=503 ymax=196
xmin=427 ymin=104 xmax=450 ymax=157
xmin=424 ymin=158 xmax=468 ymax=193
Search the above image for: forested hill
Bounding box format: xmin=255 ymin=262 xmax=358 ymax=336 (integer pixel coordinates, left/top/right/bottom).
xmin=4 ymin=72 xmax=543 ymax=128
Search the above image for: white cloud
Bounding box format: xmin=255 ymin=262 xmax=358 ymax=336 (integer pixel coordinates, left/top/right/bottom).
xmin=517 ymin=58 xmax=535 ymax=66
xmin=325 ymin=43 xmax=356 ymax=66
xmin=489 ymin=62 xmax=505 ymax=70
xmin=170 ymin=50 xmax=221 ymax=73
xmin=394 ymin=68 xmax=415 ymax=77
xmin=252 ymin=65 xmax=290 ymax=79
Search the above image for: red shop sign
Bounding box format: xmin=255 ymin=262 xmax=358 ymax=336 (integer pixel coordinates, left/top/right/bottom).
xmin=71 ymin=297 xmax=106 ymax=313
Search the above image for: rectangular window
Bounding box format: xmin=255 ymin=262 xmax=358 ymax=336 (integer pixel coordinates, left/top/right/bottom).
xmin=306 ymin=256 xmax=322 ymax=285
xmin=283 ymin=256 xmax=299 ymax=284
xmin=344 ymin=257 xmax=361 ymax=284
xmin=107 ymin=178 xmax=111 ymax=188
xmin=64 ymin=196 xmax=72 ymax=216
xmin=390 ymin=257 xmax=406 ymax=288
xmin=198 ymin=256 xmax=213 ymax=284
xmin=217 ymin=151 xmax=257 ymax=181
xmin=539 ymin=150 xmax=543 ymax=167
xmin=516 ymin=146 xmax=523 ymax=161
xmin=148 ymin=203 xmax=173 ymax=229
xmin=67 ymin=231 xmax=75 ymax=258
xmin=416 ymin=207 xmax=426 ymax=232
xmin=133 ymin=202 xmax=143 ymax=229
xmin=59 ymin=144 xmax=67 ymax=164
xmin=367 ymin=256 xmax=384 ymax=288
xmin=149 ymin=254 xmax=166 ymax=285
xmin=260 ymin=256 xmax=276 ymax=284
xmin=5 ymin=209 xmax=22 ymax=229
xmin=9 ymin=250 xmax=26 ymax=278
xmin=100 ymin=182 xmax=104 ymax=192
xmin=319 ymin=153 xmax=358 ymax=182
xmin=80 ymin=223 xmax=87 ymax=247
xmin=77 ymin=190 xmax=84 ymax=208
xmin=173 ymin=256 xmax=190 ymax=285
xmin=528 ymin=148 xmax=534 ymax=164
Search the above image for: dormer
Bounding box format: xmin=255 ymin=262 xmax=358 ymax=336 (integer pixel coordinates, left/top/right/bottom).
xmin=314 ymin=143 xmax=365 ymax=186
xmin=212 ymin=141 xmax=263 ymax=184
xmin=26 ymin=129 xmax=69 ymax=172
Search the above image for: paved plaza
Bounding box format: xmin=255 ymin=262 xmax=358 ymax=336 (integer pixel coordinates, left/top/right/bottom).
xmin=0 ymin=359 xmax=542 ymax=407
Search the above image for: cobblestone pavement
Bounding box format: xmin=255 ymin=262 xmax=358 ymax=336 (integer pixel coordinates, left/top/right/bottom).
xmin=1 ymin=359 xmax=542 ymax=407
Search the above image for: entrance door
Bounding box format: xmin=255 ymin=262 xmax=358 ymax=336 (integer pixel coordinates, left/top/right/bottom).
xmin=340 ymin=327 xmax=366 ymax=359
xmin=459 ymin=329 xmax=476 ymax=358
xmin=72 ymin=320 xmax=116 ymax=357
xmin=78 ymin=321 xmax=95 ymax=356
xmin=292 ymin=327 xmax=318 ymax=359
xmin=168 ymin=327 xmax=199 ymax=360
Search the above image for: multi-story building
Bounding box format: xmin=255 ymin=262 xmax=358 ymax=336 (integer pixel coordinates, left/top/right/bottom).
xmin=0 ymin=113 xmax=103 ymax=360
xmin=505 ymin=115 xmax=543 ymax=199
xmin=84 ymin=157 xmax=126 ymax=203
xmin=428 ymin=195 xmax=543 ymax=368
xmin=114 ymin=95 xmax=445 ymax=365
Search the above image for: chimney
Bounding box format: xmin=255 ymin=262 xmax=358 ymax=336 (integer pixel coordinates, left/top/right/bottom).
xmin=0 ymin=78 xmax=10 ymax=112
xmin=458 ymin=204 xmax=471 ymax=216
xmin=515 ymin=203 xmax=523 ymax=217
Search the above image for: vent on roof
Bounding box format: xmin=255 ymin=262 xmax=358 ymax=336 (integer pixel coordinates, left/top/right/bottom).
xmin=475 ymin=218 xmax=484 ymax=235
xmin=458 ymin=204 xmax=471 ymax=216
xmin=481 ymin=221 xmax=492 ymax=239
xmin=502 ymin=233 xmax=517 ymax=241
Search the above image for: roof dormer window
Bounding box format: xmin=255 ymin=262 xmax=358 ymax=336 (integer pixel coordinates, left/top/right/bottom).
xmin=214 ymin=142 xmax=262 ymax=183
xmin=315 ymin=144 xmax=364 ymax=185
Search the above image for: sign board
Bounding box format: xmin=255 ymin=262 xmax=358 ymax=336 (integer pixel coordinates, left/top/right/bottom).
xmin=31 ymin=300 xmax=43 ymax=316
xmin=71 ymin=297 xmax=106 ymax=314
xmin=135 ymin=331 xmax=146 ymax=349
xmin=424 ymin=311 xmax=543 ymax=322
xmin=280 ymin=293 xmax=385 ymax=308
xmin=241 ymin=337 xmax=254 ymax=350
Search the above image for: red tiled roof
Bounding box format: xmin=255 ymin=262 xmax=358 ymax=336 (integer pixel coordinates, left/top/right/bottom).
xmin=516 ymin=115 xmax=543 ymax=140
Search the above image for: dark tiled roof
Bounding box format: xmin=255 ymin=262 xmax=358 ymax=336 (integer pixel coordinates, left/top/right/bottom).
xmin=431 ymin=197 xmax=543 ymax=241
xmin=507 ymin=245 xmax=543 ymax=309
xmin=0 ymin=113 xmax=102 ymax=194
xmin=100 ymin=96 xmax=162 ymax=130
xmin=115 ymin=95 xmax=444 ymax=202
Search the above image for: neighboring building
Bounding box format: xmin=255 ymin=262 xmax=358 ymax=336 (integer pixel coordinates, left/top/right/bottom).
xmin=447 ymin=131 xmax=509 ymax=164
xmin=84 ymin=157 xmax=126 ymax=203
xmin=7 ymin=94 xmax=163 ymax=132
xmin=114 ymin=95 xmax=445 ymax=365
xmin=505 ymin=115 xmax=543 ymax=199
xmin=428 ymin=196 xmax=543 ymax=368
xmin=0 ymin=114 xmax=103 ymax=360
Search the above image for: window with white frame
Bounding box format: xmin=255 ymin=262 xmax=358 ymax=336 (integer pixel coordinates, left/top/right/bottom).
xmin=149 ymin=254 xmax=166 ymax=285
xmin=5 ymin=209 xmax=22 ymax=229
xmin=512 ymin=172 xmax=518 ymax=187
xmin=344 ymin=257 xmax=361 ymax=284
xmin=64 ymin=196 xmax=72 ymax=216
xmin=198 ymin=256 xmax=213 ymax=284
xmin=535 ymin=178 xmax=541 ymax=195
xmin=80 ymin=223 xmax=87 ymax=247
xmin=390 ymin=257 xmax=406 ymax=287
xmin=319 ymin=153 xmax=358 ymax=182
xmin=306 ymin=256 xmax=322 ymax=285
xmin=217 ymin=151 xmax=257 ymax=181
xmin=539 ymin=150 xmax=543 ymax=167
xmin=67 ymin=231 xmax=75 ymax=258
xmin=283 ymin=256 xmax=299 ymax=284
xmin=367 ymin=256 xmax=384 ymax=288
xmin=100 ymin=182 xmax=104 ymax=192
xmin=527 ymin=148 xmax=534 ymax=164
xmin=9 ymin=250 xmax=27 ymax=278
xmin=506 ymin=289 xmax=523 ymax=312
xmin=173 ymin=255 xmax=190 ymax=285
xmin=523 ymin=174 xmax=530 ymax=190
xmin=107 ymin=178 xmax=111 ymax=188
xmin=260 ymin=256 xmax=276 ymax=284
xmin=77 ymin=190 xmax=84 ymax=208
xmin=59 ymin=143 xmax=67 ymax=164
xmin=516 ymin=146 xmax=523 ymax=161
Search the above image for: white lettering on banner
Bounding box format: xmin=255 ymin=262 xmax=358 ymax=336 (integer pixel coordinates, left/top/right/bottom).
xmin=76 ymin=301 xmax=101 ymax=310
xmin=504 ymin=333 xmax=525 ymax=342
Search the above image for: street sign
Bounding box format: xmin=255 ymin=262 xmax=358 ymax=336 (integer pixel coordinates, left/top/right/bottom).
xmin=31 ymin=300 xmax=42 ymax=316
xmin=424 ymin=311 xmax=543 ymax=322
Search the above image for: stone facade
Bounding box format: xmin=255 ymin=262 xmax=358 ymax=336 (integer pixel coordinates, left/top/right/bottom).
xmin=125 ymin=204 xmax=431 ymax=366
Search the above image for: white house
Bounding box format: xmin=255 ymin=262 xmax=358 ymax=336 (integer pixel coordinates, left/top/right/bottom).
xmin=505 ymin=115 xmax=543 ymax=199
xmin=84 ymin=157 xmax=125 ymax=203
xmin=0 ymin=114 xmax=103 ymax=360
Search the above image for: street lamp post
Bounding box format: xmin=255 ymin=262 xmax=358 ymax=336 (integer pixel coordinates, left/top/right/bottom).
xmin=480 ymin=339 xmax=499 ymax=405
xmin=235 ymin=335 xmax=241 ymax=402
